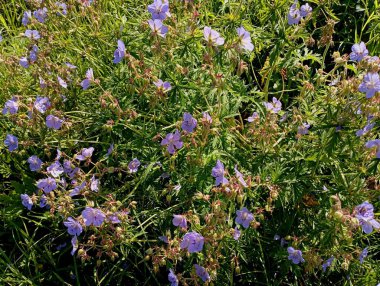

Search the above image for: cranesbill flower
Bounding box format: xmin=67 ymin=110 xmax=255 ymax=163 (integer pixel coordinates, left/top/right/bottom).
xmin=113 ymin=39 xmax=126 ymax=64
xmin=4 ymin=134 xmax=18 ymax=151
xmin=148 ymin=0 xmax=170 ymax=20
xmin=64 ymin=217 xmax=83 ymax=236
xmin=181 ymin=112 xmax=197 ymax=133
xmin=168 ymin=269 xmax=178 ymax=286
xmin=297 ymin=122 xmax=310 ymax=135
xmin=37 ymin=177 xmax=57 ymax=193
xmin=39 ymin=194 xmax=48 ymax=208
xmin=21 ymin=194 xmax=33 ymax=210
xmin=46 ymin=115 xmax=64 ymax=130
xmin=236 ymin=26 xmax=254 ymax=52
xmin=154 ymin=79 xmax=171 ymax=92
xmin=90 ymin=175 xmax=99 ymax=191
xmin=350 ymin=42 xmax=369 ymax=62
xmin=300 ymin=3 xmax=312 ymax=17
xmin=66 ymin=62 xmax=77 ymax=69
xmin=22 ymin=11 xmax=32 ymax=26
xmin=288 ymin=3 xmax=301 ymax=25
xmin=56 ymin=2 xmax=67 ymax=16
xmin=29 ymin=44 xmax=38 ymax=62
xmin=359 ymin=247 xmax=368 ymax=264
xmin=34 ymin=96 xmax=51 ymax=113
xmin=158 ymin=235 xmax=169 ymax=243
xmin=75 ymin=147 xmax=94 ymax=161
xmin=235 ymin=207 xmax=254 ymax=229
xmin=47 ymin=161 xmax=64 ymax=177
xmin=358 ymin=215 xmax=380 ymax=234
xmin=204 ymin=26 xmax=224 ymax=46
xmin=20 ymin=57 xmax=29 ymax=68
xmin=80 ymin=68 xmax=94 ymax=90
xmin=365 ymin=139 xmax=380 ymax=158
xmin=322 ymin=256 xmax=334 ymax=272
xmin=287 ymin=247 xmax=305 ymax=264
xmin=161 ymin=130 xmax=183 ymax=154
xmin=148 ymin=19 xmax=168 ymax=37
xmin=356 ymin=122 xmax=375 ymax=137
xmin=180 ymin=231 xmax=204 ymax=253
xmin=2 ymin=97 xmax=18 ymax=115
xmin=264 ymin=97 xmax=282 ymax=113
xmin=27 ymin=155 xmax=43 ymax=171
xmin=194 ymin=264 xmax=210 ymax=282
xmin=33 ymin=7 xmax=48 ymax=23
xmin=358 ymin=72 xmax=380 ymax=98
xmin=202 ymin=112 xmax=212 ymax=124
xmin=57 ymin=76 xmax=67 ymax=88
xmin=234 ymin=165 xmax=248 ymax=187
xmin=211 ymin=160 xmax=228 ymax=186
xmin=247 ymin=112 xmax=259 ymax=122
xmin=128 ymin=158 xmax=141 ymax=173
xmin=81 ymin=207 xmax=106 ymax=227
xmin=355 ymin=201 xmax=375 ymax=218
xmin=69 ymin=181 xmax=86 ymax=197
xmin=172 ymin=214 xmax=187 ymax=228
xmin=107 ymin=143 xmax=114 ymax=156
xmin=233 ymin=227 xmax=241 ymax=240
xmin=70 ymin=235 xmax=78 ymax=256
xmin=25 ymin=29 xmax=40 ymax=40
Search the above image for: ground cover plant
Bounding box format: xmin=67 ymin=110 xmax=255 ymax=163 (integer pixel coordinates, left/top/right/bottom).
xmin=0 ymin=0 xmax=380 ymax=285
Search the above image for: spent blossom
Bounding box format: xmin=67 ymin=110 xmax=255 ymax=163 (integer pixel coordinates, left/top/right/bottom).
xmin=297 ymin=122 xmax=310 ymax=135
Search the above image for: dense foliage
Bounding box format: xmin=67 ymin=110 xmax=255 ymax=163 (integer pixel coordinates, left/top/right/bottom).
xmin=1 ymin=0 xmax=380 ymax=285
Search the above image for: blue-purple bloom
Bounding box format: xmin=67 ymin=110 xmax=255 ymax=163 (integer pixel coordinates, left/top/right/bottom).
xmin=81 ymin=207 xmax=106 ymax=227
xmin=233 ymin=227 xmax=241 ymax=240
xmin=29 ymin=44 xmax=38 ymax=62
xmin=247 ymin=112 xmax=259 ymax=122
xmin=21 ymin=194 xmax=33 ymax=210
xmin=2 ymin=97 xmax=18 ymax=115
xmin=297 ymin=122 xmax=310 ymax=135
xmin=75 ymin=147 xmax=94 ymax=161
xmin=69 ymin=181 xmax=86 ymax=197
xmin=234 ymin=165 xmax=247 ymax=187
xmin=47 ymin=161 xmax=64 ymax=177
xmin=168 ymin=269 xmax=178 ymax=286
xmin=70 ymin=235 xmax=78 ymax=256
xmin=288 ymin=3 xmax=301 ymax=25
xmin=113 ymin=40 xmax=126 ymax=64
xmin=37 ymin=177 xmax=57 ymax=194
xmin=4 ymin=134 xmax=18 ymax=151
xmin=211 ymin=160 xmax=229 ymax=186
xmin=33 ymin=7 xmax=48 ymax=23
xmin=64 ymin=217 xmax=83 ymax=236
xmin=148 ymin=0 xmax=170 ymax=20
xmin=34 ymin=96 xmax=51 ymax=113
xmin=80 ymin=68 xmax=94 ymax=90
xmin=356 ymin=122 xmax=375 ymax=137
xmin=365 ymin=139 xmax=380 ymax=158
xmin=236 ymin=26 xmax=254 ymax=52
xmin=56 ymin=2 xmax=68 ymax=16
xmin=20 ymin=57 xmax=29 ymax=68
xmin=181 ymin=112 xmax=197 ymax=133
xmin=161 ymin=130 xmax=183 ymax=154
xmin=355 ymin=201 xmax=380 ymax=234
xmin=25 ymin=29 xmax=40 ymax=40
xmin=287 ymin=247 xmax=305 ymax=264
xmin=90 ymin=175 xmax=99 ymax=191
xmin=57 ymin=76 xmax=67 ymax=88
xmin=359 ymin=247 xmax=368 ymax=264
xmin=148 ymin=19 xmax=168 ymax=37
xmin=158 ymin=235 xmax=169 ymax=243
xmin=39 ymin=194 xmax=48 ymax=208
xmin=180 ymin=231 xmax=204 ymax=253
xmin=264 ymin=97 xmax=282 ymax=113
xmin=194 ymin=264 xmax=210 ymax=282
xmin=27 ymin=155 xmax=43 ymax=171
xmin=322 ymin=256 xmax=334 ymax=272
xmin=300 ymin=3 xmax=312 ymax=17
xmin=172 ymin=214 xmax=187 ymax=228
xmin=235 ymin=207 xmax=254 ymax=229
xmin=46 ymin=115 xmax=64 ymax=130
xmin=63 ymin=160 xmax=79 ymax=179
xmin=128 ymin=158 xmax=141 ymax=173
xmin=204 ymin=26 xmax=224 ymax=46
xmin=107 ymin=143 xmax=114 ymax=156
xmin=22 ymin=11 xmax=32 ymax=26
xmin=358 ymin=72 xmax=380 ymax=99
xmin=350 ymin=42 xmax=369 ymax=62
xmin=66 ymin=62 xmax=77 ymax=69
xmin=154 ymin=79 xmax=171 ymax=92
xmin=202 ymin=112 xmax=212 ymax=124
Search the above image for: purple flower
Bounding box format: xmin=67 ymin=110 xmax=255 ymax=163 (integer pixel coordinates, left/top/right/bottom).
xmin=234 ymin=165 xmax=247 ymax=187
xmin=322 ymin=256 xmax=334 ymax=272
xmin=37 ymin=177 xmax=57 ymax=194
xmin=66 ymin=62 xmax=77 ymax=69
xmin=358 ymin=215 xmax=380 ymax=234
xmin=46 ymin=115 xmax=64 ymax=130
xmin=56 ymin=2 xmax=68 ymax=16
xmin=22 ymin=11 xmax=32 ymax=26
xmin=365 ymin=139 xmax=380 ymax=158
xmin=300 ymin=3 xmax=312 ymax=17
xmin=21 ymin=194 xmax=33 ymax=210
xmin=2 ymin=97 xmax=18 ymax=115
xmin=107 ymin=143 xmax=114 ymax=156
xmin=264 ymin=97 xmax=282 ymax=113
xmin=57 ymin=76 xmax=67 ymax=88
xmin=148 ymin=0 xmax=170 ymax=20
xmin=355 ymin=201 xmax=375 ymax=218
xmin=90 ymin=175 xmax=99 ymax=192
xmin=233 ymin=227 xmax=241 ymax=240
xmin=154 ymin=79 xmax=171 ymax=92
xmin=350 ymin=42 xmax=369 ymax=62
xmin=235 ymin=207 xmax=254 ymax=229
xmin=158 ymin=235 xmax=169 ymax=243
xmin=297 ymin=122 xmax=310 ymax=135
xmin=64 ymin=217 xmax=83 ymax=236
xmin=63 ymin=160 xmax=79 ymax=179
xmin=47 ymin=161 xmax=64 ymax=177
xmin=29 ymin=44 xmax=38 ymax=62
xmin=194 ymin=264 xmax=210 ymax=282
xmin=288 ymin=3 xmax=301 ymax=25
xmin=4 ymin=134 xmax=18 ymax=151
xmin=81 ymin=207 xmax=106 ymax=227
xmin=25 ymin=29 xmax=40 ymax=40
xmin=172 ymin=214 xmax=187 ymax=228
xmin=359 ymin=247 xmax=368 ymax=264
xmin=247 ymin=112 xmax=259 ymax=122
xmin=69 ymin=181 xmax=86 ymax=197
xmin=358 ymin=72 xmax=380 ymax=98
xmin=34 ymin=96 xmax=51 ymax=113
xmin=161 ymin=130 xmax=183 ymax=154
xmin=27 ymin=155 xmax=43 ymax=171
xmin=81 ymin=0 xmax=94 ymax=7
xmin=107 ymin=213 xmax=121 ymax=224
xmin=148 ymin=19 xmax=168 ymax=37
xmin=39 ymin=194 xmax=48 ymax=208
xmin=113 ymin=39 xmax=126 ymax=64
xmin=211 ymin=160 xmax=229 ymax=186
xmin=180 ymin=231 xmax=204 ymax=253
xmin=202 ymin=112 xmax=212 ymax=124
xmin=168 ymin=269 xmax=178 ymax=286
xmin=204 ymin=26 xmax=224 ymax=46
xmin=128 ymin=158 xmax=141 ymax=173
xmin=287 ymin=247 xmax=305 ymax=264
xmin=70 ymin=235 xmax=78 ymax=256
xmin=19 ymin=57 xmax=29 ymax=68
xmin=75 ymin=147 xmax=94 ymax=161
xmin=236 ymin=26 xmax=254 ymax=52
xmin=80 ymin=68 xmax=94 ymax=90
xmin=181 ymin=112 xmax=197 ymax=133
xmin=33 ymin=7 xmax=48 ymax=23
xmin=356 ymin=122 xmax=375 ymax=137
